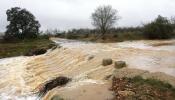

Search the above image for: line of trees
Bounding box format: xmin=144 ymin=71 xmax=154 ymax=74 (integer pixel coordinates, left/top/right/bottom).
xmin=91 ymin=5 xmax=175 ymax=39
xmin=2 ymin=5 xmax=175 ymax=41
xmin=143 ymin=15 xmax=174 ymax=39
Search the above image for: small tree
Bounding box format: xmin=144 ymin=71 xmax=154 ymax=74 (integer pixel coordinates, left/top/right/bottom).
xmin=170 ymin=16 xmax=175 ymax=24
xmin=170 ymin=16 xmax=175 ymax=29
xmin=4 ymin=7 xmax=40 ymax=40
xmin=91 ymin=5 xmax=120 ymax=36
xmin=144 ymin=15 xmax=173 ymax=39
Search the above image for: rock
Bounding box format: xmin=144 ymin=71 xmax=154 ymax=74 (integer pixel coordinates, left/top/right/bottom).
xmin=118 ymin=90 xmax=135 ymax=96
xmin=38 ymin=76 xmax=71 ymax=97
xmin=102 ymin=58 xmax=113 ymax=66
xmin=48 ymin=43 xmax=57 ymax=49
xmin=51 ymin=46 xmax=58 ymax=50
xmin=51 ymin=95 xmax=64 ymax=100
xmin=87 ymin=55 xmax=94 ymax=61
xmin=114 ymin=61 xmax=126 ymax=69
xmin=25 ymin=48 xmax=47 ymax=56
xmin=33 ymin=48 xmax=47 ymax=55
xmin=50 ymin=44 xmax=62 ymax=51
xmin=104 ymin=74 xmax=112 ymax=80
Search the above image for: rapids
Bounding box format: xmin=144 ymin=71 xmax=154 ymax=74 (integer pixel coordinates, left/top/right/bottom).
xmin=0 ymin=38 xmax=175 ymax=100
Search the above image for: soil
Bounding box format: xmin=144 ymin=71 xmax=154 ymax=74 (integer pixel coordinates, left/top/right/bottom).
xmin=111 ymin=77 xmax=175 ymax=100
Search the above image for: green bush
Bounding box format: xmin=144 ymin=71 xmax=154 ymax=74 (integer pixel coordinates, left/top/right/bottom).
xmin=144 ymin=15 xmax=173 ymax=39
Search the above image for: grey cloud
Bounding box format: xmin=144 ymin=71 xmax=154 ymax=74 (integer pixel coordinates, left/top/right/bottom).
xmin=0 ymin=0 xmax=175 ymax=32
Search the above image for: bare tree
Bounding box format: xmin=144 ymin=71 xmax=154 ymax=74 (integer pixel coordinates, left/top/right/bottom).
xmin=91 ymin=5 xmax=120 ymax=35
xmin=170 ymin=16 xmax=175 ymax=24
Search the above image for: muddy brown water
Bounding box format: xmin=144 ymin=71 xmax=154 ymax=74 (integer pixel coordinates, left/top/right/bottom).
xmin=0 ymin=38 xmax=175 ymax=100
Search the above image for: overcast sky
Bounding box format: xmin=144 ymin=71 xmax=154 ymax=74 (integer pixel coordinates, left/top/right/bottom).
xmin=0 ymin=0 xmax=175 ymax=32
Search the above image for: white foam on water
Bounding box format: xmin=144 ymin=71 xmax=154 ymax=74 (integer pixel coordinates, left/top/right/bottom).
xmin=53 ymin=38 xmax=92 ymax=49
xmin=0 ymin=56 xmax=37 ymax=100
xmin=63 ymin=66 xmax=105 ymax=89
xmin=0 ymin=93 xmax=38 ymax=100
xmin=65 ymin=79 xmax=104 ymax=90
xmin=127 ymin=55 xmax=175 ymax=77
xmin=0 ymin=56 xmax=30 ymax=67
xmin=116 ymin=40 xmax=175 ymax=51
xmin=116 ymin=41 xmax=151 ymax=49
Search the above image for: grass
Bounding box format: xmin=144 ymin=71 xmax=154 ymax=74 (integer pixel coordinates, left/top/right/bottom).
xmin=0 ymin=38 xmax=55 ymax=58
xmin=112 ymin=76 xmax=175 ymax=99
xmin=132 ymin=76 xmax=175 ymax=92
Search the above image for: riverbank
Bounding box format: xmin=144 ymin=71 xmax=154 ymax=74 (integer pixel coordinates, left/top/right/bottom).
xmin=111 ymin=76 xmax=175 ymax=99
xmin=0 ymin=38 xmax=55 ymax=59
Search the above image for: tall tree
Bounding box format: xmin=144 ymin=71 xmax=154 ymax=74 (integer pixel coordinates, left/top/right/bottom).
xmin=5 ymin=7 xmax=40 ymax=40
xmin=91 ymin=5 xmax=120 ymax=35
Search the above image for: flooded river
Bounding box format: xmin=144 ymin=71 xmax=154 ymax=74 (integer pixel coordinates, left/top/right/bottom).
xmin=0 ymin=38 xmax=175 ymax=100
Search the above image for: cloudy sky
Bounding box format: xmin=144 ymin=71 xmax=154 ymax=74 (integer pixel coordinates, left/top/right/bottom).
xmin=0 ymin=0 xmax=175 ymax=32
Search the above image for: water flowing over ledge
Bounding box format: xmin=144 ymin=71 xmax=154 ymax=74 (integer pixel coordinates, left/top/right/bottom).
xmin=0 ymin=38 xmax=175 ymax=99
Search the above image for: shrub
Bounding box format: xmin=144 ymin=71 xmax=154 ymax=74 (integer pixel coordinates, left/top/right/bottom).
xmin=143 ymin=15 xmax=173 ymax=39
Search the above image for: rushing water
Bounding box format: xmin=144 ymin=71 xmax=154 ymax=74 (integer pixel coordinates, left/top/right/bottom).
xmin=0 ymin=57 xmax=38 ymax=100
xmin=0 ymin=38 xmax=175 ymax=100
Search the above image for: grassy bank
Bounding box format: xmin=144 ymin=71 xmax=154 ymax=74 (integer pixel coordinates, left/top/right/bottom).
xmin=111 ymin=76 xmax=175 ymax=100
xmin=0 ymin=38 xmax=55 ymax=59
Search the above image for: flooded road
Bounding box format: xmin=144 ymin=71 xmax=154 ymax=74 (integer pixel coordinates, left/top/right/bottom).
xmin=0 ymin=38 xmax=175 ymax=100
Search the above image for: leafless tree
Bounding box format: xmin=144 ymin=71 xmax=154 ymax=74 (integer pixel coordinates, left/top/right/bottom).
xmin=91 ymin=5 xmax=120 ymax=35
xmin=170 ymin=16 xmax=175 ymax=24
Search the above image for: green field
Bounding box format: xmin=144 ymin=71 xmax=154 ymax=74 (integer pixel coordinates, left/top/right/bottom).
xmin=0 ymin=38 xmax=55 ymax=58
